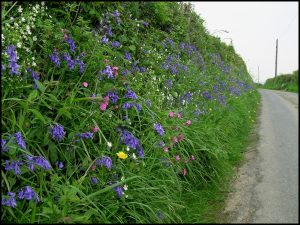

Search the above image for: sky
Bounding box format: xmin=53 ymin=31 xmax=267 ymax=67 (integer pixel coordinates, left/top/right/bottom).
xmin=190 ymin=1 xmax=299 ymax=83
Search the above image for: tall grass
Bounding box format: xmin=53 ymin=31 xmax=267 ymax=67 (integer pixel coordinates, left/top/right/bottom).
xmin=1 ymin=2 xmax=259 ymax=223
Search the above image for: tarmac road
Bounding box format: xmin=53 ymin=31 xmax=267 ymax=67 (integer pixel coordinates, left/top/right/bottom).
xmin=221 ymin=89 xmax=299 ymax=223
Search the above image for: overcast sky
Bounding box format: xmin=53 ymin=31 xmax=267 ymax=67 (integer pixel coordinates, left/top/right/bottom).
xmin=190 ymin=1 xmax=299 ymax=83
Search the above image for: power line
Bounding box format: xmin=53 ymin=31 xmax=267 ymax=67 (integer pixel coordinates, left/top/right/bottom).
xmin=278 ymin=12 xmax=298 ymax=39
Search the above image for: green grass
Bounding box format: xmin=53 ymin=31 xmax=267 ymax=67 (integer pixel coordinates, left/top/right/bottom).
xmin=263 ymin=70 xmax=298 ymax=93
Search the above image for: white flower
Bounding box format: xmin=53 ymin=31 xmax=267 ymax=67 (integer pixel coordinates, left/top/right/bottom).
xmin=32 ymin=57 xmax=35 ymax=60
xmin=123 ymin=184 xmax=128 ymax=191
xmin=132 ymin=153 xmax=137 ymax=159
xmin=1 ymin=34 xmax=4 ymax=40
xmin=10 ymin=17 xmax=14 ymax=21
xmin=125 ymin=194 xmax=128 ymax=198
xmin=121 ymin=176 xmax=125 ymax=181
xmin=18 ymin=6 xmax=23 ymax=13
xmin=126 ymin=146 xmax=130 ymax=151
xmin=27 ymin=30 xmax=32 ymax=35
xmin=32 ymin=61 xmax=37 ymax=67
xmin=26 ymin=25 xmax=30 ymax=31
xmin=107 ymin=142 xmax=112 ymax=148
xmin=33 ymin=36 xmax=37 ymax=41
xmin=41 ymin=1 xmax=45 ymax=6
xmin=21 ymin=17 xmax=26 ymax=22
xmin=17 ymin=42 xmax=22 ymax=48
xmin=14 ymin=22 xmax=19 ymax=27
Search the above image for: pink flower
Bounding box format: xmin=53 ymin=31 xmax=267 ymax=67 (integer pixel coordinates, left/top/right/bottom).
xmin=168 ymin=111 xmax=174 ymax=117
xmin=182 ymin=168 xmax=187 ymax=176
xmin=100 ymin=102 xmax=108 ymax=111
xmin=112 ymin=66 xmax=119 ymax=71
xmin=175 ymin=155 xmax=180 ymax=161
xmin=185 ymin=120 xmax=192 ymax=126
xmin=82 ymin=82 xmax=88 ymax=87
xmin=190 ymin=155 xmax=195 ymax=161
xmin=177 ymin=113 xmax=181 ymax=119
xmin=104 ymin=59 xmax=109 ymax=64
xmin=178 ymin=134 xmax=184 ymax=141
xmin=163 ymin=147 xmax=169 ymax=153
xmin=92 ymin=126 xmax=99 ymax=133
xmin=112 ymin=66 xmax=119 ymax=76
xmin=91 ymin=165 xmax=96 ymax=171
xmin=172 ymin=136 xmax=178 ymax=143
xmin=104 ymin=96 xmax=110 ymax=103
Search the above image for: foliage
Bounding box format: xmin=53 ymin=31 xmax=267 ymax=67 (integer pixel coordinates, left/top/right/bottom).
xmin=263 ymin=70 xmax=298 ymax=93
xmin=1 ymin=1 xmax=259 ymax=223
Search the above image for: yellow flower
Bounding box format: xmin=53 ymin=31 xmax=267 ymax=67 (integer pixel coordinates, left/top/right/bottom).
xmin=117 ymin=151 xmax=128 ymax=160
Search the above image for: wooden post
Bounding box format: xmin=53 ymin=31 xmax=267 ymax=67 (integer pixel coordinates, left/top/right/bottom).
xmin=275 ymin=39 xmax=278 ymax=77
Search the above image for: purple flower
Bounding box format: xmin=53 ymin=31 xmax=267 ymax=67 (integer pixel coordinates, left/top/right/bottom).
xmin=2 ymin=64 xmax=6 ymax=72
xmin=107 ymin=91 xmax=119 ymax=104
xmin=100 ymin=65 xmax=114 ymax=79
xmin=76 ymin=131 xmax=94 ymax=139
xmin=180 ymin=42 xmax=185 ymax=50
xmin=101 ymin=35 xmax=109 ymax=44
xmin=111 ymin=41 xmax=120 ymax=48
xmin=55 ymin=161 xmax=64 ymax=170
xmin=91 ymin=177 xmax=99 ymax=184
xmin=114 ymin=186 xmax=123 ymax=198
xmin=125 ymin=89 xmax=137 ymax=99
xmin=1 ymin=139 xmax=8 ymax=152
xmin=6 ymin=45 xmax=20 ymax=75
xmin=62 ymin=53 xmax=75 ymax=70
xmin=2 ymin=192 xmax=17 ymax=208
xmin=107 ymin=26 xmax=113 ymax=37
xmin=143 ymin=21 xmax=149 ymax=27
xmin=14 ymin=132 xmax=26 ymax=149
xmin=67 ymin=36 xmax=76 ymax=52
xmin=96 ymin=156 xmax=112 ymax=170
xmin=50 ymin=124 xmax=66 ymax=141
xmin=122 ymin=102 xmax=133 ymax=110
xmin=166 ymin=79 xmax=172 ymax=89
xmin=75 ymin=56 xmax=85 ymax=73
xmin=27 ymin=156 xmax=52 ymax=171
xmin=134 ymin=103 xmax=142 ymax=111
xmin=118 ymin=129 xmax=145 ymax=158
xmin=140 ymin=67 xmax=146 ymax=73
xmin=27 ymin=68 xmax=40 ymax=89
xmin=5 ymin=160 xmax=23 ymax=175
xmin=18 ymin=186 xmax=40 ymax=202
xmin=49 ymin=49 xmax=60 ymax=67
xmin=157 ymin=141 xmax=165 ymax=147
xmin=111 ymin=10 xmax=121 ymax=26
xmin=124 ymin=52 xmax=131 ymax=61
xmin=154 ymin=123 xmax=164 ymax=136
xmin=202 ymin=91 xmax=213 ymax=100
xmin=145 ymin=99 xmax=151 ymax=107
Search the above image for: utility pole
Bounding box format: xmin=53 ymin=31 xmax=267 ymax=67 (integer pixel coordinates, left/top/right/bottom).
xmin=257 ymin=66 xmax=259 ymax=84
xmin=275 ymin=38 xmax=278 ymax=77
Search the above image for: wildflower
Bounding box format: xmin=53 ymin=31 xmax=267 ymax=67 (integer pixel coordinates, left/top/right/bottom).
xmin=154 ymin=123 xmax=164 ymax=136
xmin=132 ymin=153 xmax=137 ymax=159
xmin=5 ymin=160 xmax=23 ymax=175
xmin=185 ymin=120 xmax=192 ymax=126
xmin=1 ymin=64 xmax=5 ymax=72
xmin=123 ymin=184 xmax=128 ymax=191
xmin=92 ymin=126 xmax=99 ymax=133
xmin=117 ymin=151 xmax=128 ymax=160
xmin=168 ymin=111 xmax=174 ymax=118
xmin=49 ymin=124 xmax=66 ymax=141
xmin=2 ymin=192 xmax=17 ymax=208
xmin=107 ymin=142 xmax=112 ymax=148
xmin=111 ymin=10 xmax=121 ymax=25
xmin=111 ymin=41 xmax=120 ymax=48
xmin=26 ymin=68 xmax=40 ymax=89
xmin=104 ymin=58 xmax=109 ymax=64
xmin=75 ymin=57 xmax=85 ymax=73
xmin=163 ymin=147 xmax=169 ymax=153
xmin=55 ymin=161 xmax=64 ymax=170
xmin=96 ymin=156 xmax=112 ymax=170
xmin=134 ymin=103 xmax=142 ymax=111
xmin=99 ymin=100 xmax=108 ymax=111
xmin=82 ymin=82 xmax=88 ymax=87
xmin=178 ymin=134 xmax=185 ymax=141
xmin=18 ymin=6 xmax=23 ymax=13
xmin=1 ymin=139 xmax=8 ymax=152
xmin=182 ymin=168 xmax=187 ymax=176
xmin=124 ymin=52 xmax=131 ymax=61
xmin=112 ymin=66 xmax=119 ymax=76
xmin=175 ymin=155 xmax=180 ymax=161
xmin=14 ymin=132 xmax=26 ymax=149
xmin=33 ymin=36 xmax=37 ymax=41
xmin=158 ymin=141 xmax=165 ymax=147
xmin=6 ymin=45 xmax=20 ymax=75
xmin=49 ymin=49 xmax=60 ymax=67
xmin=27 ymin=155 xmax=52 ymax=171
xmin=66 ymin=36 xmax=76 ymax=52
xmin=143 ymin=21 xmax=149 ymax=27
xmin=190 ymin=155 xmax=195 ymax=161
xmin=100 ymin=65 xmax=114 ymax=79
xmin=114 ymin=186 xmax=123 ymax=198
xmin=166 ymin=79 xmax=173 ymax=89
xmin=107 ymin=91 xmax=119 ymax=104
xmin=101 ymin=35 xmax=109 ymax=44
xmin=125 ymin=89 xmax=137 ymax=99
xmin=140 ymin=67 xmax=146 ymax=73
xmin=62 ymin=53 xmax=75 ymax=70
xmin=176 ymin=113 xmax=181 ymax=119
xmin=145 ymin=99 xmax=151 ymax=107
xmin=91 ymin=177 xmax=99 ymax=184
xmin=76 ymin=131 xmax=94 ymax=139
xmin=18 ymin=186 xmax=40 ymax=202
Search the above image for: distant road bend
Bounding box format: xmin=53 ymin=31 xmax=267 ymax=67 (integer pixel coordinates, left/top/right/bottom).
xmin=222 ymin=89 xmax=298 ymax=223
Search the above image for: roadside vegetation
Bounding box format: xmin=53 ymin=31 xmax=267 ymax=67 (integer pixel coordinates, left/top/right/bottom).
xmin=263 ymin=70 xmax=298 ymax=93
xmin=1 ymin=2 xmax=259 ymax=223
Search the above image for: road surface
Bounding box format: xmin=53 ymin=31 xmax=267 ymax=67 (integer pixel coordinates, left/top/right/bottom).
xmin=221 ymin=89 xmax=299 ymax=223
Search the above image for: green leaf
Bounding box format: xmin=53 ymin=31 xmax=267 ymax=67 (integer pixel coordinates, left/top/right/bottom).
xmin=35 ymin=80 xmax=46 ymax=93
xmin=27 ymin=90 xmax=38 ymax=102
xmin=28 ymin=109 xmax=46 ymax=124
xmin=48 ymin=141 xmax=58 ymax=163
xmin=129 ymin=45 xmax=136 ymax=52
